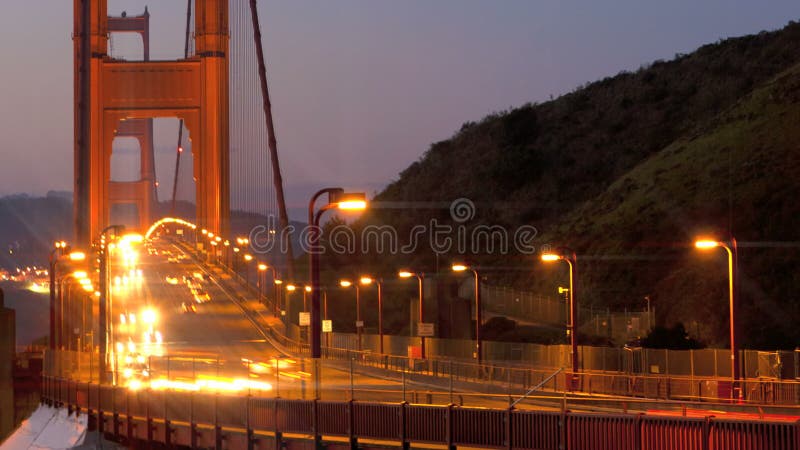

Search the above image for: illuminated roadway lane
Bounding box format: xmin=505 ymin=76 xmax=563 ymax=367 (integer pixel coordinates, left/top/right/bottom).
xmin=116 ymin=237 xmax=414 ymax=402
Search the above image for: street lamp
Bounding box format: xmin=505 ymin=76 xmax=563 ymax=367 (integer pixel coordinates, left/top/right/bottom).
xmin=451 ymin=263 xmax=483 ymax=363
xmin=49 ymin=242 xmax=70 ymax=350
xmin=273 ymin=278 xmax=283 ymax=314
xmin=243 ymin=254 xmax=253 ymax=287
xmin=399 ymin=270 xmax=426 ymax=359
xmin=339 ymin=279 xmax=364 ymax=351
xmin=541 ymin=249 xmax=579 ymax=386
xmin=99 ymin=224 xmax=124 ymax=383
xmin=308 ymin=188 xmax=367 ymax=361
xmin=303 ymin=285 xmax=312 ymax=311
xmin=285 ymin=284 xmax=297 ymax=319
xmin=695 ymin=237 xmax=740 ymax=398
xmin=258 ymin=263 xmax=268 ymax=303
xmin=360 ymin=276 xmax=384 ymax=355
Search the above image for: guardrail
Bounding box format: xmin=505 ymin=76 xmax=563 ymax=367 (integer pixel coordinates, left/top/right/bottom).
xmin=43 ymin=376 xmax=800 ymax=450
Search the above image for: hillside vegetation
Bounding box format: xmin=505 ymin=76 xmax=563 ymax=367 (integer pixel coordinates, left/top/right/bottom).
xmin=325 ymin=21 xmax=800 ymax=349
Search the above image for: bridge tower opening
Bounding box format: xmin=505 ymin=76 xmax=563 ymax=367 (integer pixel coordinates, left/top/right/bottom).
xmin=74 ymin=0 xmax=230 ymax=244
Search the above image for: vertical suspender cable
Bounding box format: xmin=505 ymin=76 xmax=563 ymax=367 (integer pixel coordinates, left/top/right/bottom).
xmin=171 ymin=0 xmax=193 ymax=215
xmin=248 ymin=0 xmax=295 ymax=279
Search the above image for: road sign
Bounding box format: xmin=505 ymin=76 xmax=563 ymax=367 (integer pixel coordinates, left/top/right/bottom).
xmin=322 ymin=320 xmax=332 ymax=332
xmin=418 ymin=322 xmax=434 ymax=337
xmin=176 ymin=229 xmax=184 ymax=235
xmin=299 ymin=312 xmax=310 ymax=326
xmin=356 ymin=320 xmax=364 ymax=328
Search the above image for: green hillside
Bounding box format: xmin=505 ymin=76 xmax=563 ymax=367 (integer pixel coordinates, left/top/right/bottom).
xmin=323 ymin=21 xmax=800 ymax=349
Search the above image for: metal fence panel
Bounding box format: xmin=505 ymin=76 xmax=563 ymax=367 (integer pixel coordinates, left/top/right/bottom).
xmin=566 ymin=414 xmax=638 ymax=450
xmin=512 ymin=410 xmax=561 ymax=450
xmin=353 ymin=402 xmax=402 ymax=440
xmin=641 ymin=416 xmax=706 ymax=450
xmin=405 ymin=404 xmax=447 ymax=443
xmin=452 ymin=407 xmax=505 ymax=448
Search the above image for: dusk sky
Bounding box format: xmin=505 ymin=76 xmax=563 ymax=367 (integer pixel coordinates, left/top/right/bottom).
xmin=1 ymin=1 xmax=799 ymax=218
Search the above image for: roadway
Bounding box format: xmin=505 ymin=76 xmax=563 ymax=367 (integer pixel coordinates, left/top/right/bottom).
xmin=111 ymin=236 xmax=427 ymax=405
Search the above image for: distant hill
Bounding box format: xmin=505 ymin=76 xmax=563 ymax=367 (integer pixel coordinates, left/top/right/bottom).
xmin=326 ymin=21 xmax=800 ymax=349
xmin=0 ymin=195 xmax=72 ymax=269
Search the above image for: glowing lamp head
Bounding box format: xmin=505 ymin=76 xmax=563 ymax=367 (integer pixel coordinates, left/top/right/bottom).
xmin=72 ymin=270 xmax=88 ymax=279
xmin=201 ymin=229 xmax=208 ymax=235
xmin=69 ymin=251 xmax=86 ymax=261
xmin=286 ymin=284 xmax=297 ymax=292
xmin=81 ymin=283 xmax=94 ymax=292
xmin=244 ymin=254 xmax=253 ymax=262
xmin=258 ymin=263 xmax=268 ymax=271
xmin=695 ymin=239 xmax=720 ymax=249
xmin=541 ymin=253 xmax=561 ymax=262
xmin=121 ymin=233 xmax=143 ymax=244
xmin=215 ymin=236 xmax=222 ymax=242
xmin=274 ymin=279 xmax=283 ymax=285
xmin=359 ymin=276 xmax=374 ymax=285
xmin=339 ymin=280 xmax=352 ymax=288
xmin=304 ymin=286 xmax=312 ymax=292
xmin=331 ymin=192 xmax=368 ymax=211
xmin=451 ymin=264 xmax=468 ymax=272
xmin=338 ymin=200 xmax=367 ymax=210
xmin=141 ymin=308 xmax=157 ymax=325
xmin=398 ymin=271 xmax=414 ymax=279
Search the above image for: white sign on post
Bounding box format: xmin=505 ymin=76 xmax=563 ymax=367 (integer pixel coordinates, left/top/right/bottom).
xmin=418 ymin=322 xmax=434 ymax=337
xmin=299 ymin=312 xmax=310 ymax=326
xmin=322 ymin=320 xmax=332 ymax=332
xmin=176 ymin=229 xmax=184 ymax=235
xmin=356 ymin=320 xmax=364 ymax=328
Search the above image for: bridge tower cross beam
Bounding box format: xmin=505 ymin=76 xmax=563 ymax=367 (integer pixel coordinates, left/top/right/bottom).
xmin=74 ymin=0 xmax=230 ymax=244
xmin=107 ymin=10 xmax=157 ymax=233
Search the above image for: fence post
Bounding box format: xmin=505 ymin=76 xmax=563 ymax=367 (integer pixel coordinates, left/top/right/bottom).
xmin=400 ymin=401 xmax=409 ymax=450
xmin=274 ymin=399 xmax=282 ymax=450
xmin=164 ymin=390 xmax=171 ymax=448
xmin=446 ymin=404 xmax=455 ymax=450
xmin=146 ymin=388 xmax=153 ymax=445
xmin=348 ymin=399 xmax=357 ymax=450
xmin=190 ymin=392 xmax=198 ymax=450
xmin=505 ymin=406 xmax=513 ymax=450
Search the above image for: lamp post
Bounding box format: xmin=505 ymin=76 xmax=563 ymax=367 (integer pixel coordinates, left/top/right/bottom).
xmin=451 ymin=264 xmax=482 ymax=363
xmin=285 ymin=284 xmax=296 ymax=312
xmin=243 ymin=254 xmax=253 ymax=287
xmin=399 ymin=270 xmax=425 ymax=359
xmin=303 ymin=285 xmax=312 ymax=312
xmin=49 ymin=241 xmax=69 ymax=350
xmin=257 ymin=263 xmax=268 ymax=304
xmin=695 ymin=237 xmax=740 ymax=399
xmin=274 ymin=278 xmax=283 ymax=314
xmin=541 ymin=249 xmax=578 ymax=387
xmin=339 ymin=280 xmax=363 ymax=351
xmin=359 ymin=276 xmax=384 ymax=355
xmin=99 ymin=225 xmax=124 ymax=384
xmin=308 ymin=188 xmax=367 ymax=360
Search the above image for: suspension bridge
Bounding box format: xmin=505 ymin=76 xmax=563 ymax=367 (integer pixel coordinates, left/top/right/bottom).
xmin=26 ymin=1 xmax=800 ymax=449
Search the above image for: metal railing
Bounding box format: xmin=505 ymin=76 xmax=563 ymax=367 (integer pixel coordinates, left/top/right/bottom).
xmin=42 ymin=376 xmax=800 ymax=450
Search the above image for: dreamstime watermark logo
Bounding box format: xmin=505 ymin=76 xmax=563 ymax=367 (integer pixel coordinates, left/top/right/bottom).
xmin=249 ymin=198 xmax=540 ymax=256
